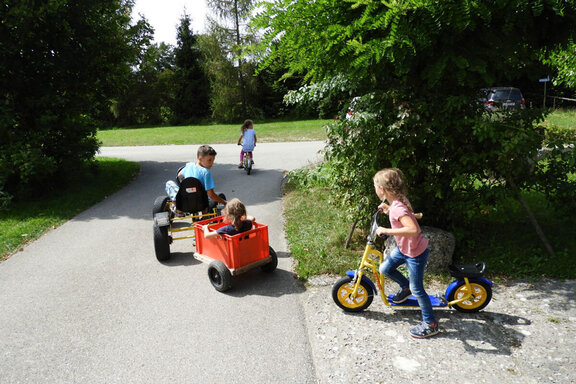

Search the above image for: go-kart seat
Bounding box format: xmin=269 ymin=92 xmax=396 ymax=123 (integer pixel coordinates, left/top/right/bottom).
xmin=175 ymin=177 xmax=209 ymax=213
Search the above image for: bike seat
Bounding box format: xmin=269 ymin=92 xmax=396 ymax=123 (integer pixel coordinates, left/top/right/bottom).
xmin=448 ymin=262 xmax=486 ymax=278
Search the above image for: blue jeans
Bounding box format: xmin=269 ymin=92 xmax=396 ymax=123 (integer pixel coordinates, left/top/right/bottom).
xmin=379 ymin=246 xmax=436 ymax=324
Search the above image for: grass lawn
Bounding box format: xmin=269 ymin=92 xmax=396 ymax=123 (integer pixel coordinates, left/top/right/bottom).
xmin=98 ymin=119 xmax=330 ymax=146
xmin=1 ymin=158 xmax=140 ymax=260
xmin=283 ymin=186 xmax=362 ymax=278
xmin=543 ymin=108 xmax=576 ymax=130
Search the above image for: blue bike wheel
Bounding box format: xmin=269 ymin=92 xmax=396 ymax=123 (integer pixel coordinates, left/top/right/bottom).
xmin=448 ymin=280 xmax=492 ymax=313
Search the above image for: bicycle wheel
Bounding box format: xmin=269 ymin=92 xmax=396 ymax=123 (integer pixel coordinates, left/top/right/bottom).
xmin=332 ymin=276 xmax=374 ymax=312
xmin=246 ymin=158 xmax=252 ymax=175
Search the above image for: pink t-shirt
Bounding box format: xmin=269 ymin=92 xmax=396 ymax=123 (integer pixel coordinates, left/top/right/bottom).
xmin=389 ymin=200 xmax=429 ymax=257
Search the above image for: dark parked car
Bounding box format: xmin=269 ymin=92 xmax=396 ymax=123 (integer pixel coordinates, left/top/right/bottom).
xmin=481 ymin=87 xmax=526 ymax=111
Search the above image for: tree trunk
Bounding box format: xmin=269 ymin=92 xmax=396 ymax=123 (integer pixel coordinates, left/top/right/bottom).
xmin=233 ymin=0 xmax=247 ymax=116
xmin=508 ymin=178 xmax=555 ymax=257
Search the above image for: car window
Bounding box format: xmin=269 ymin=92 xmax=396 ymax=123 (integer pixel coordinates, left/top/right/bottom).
xmin=491 ymin=89 xmax=522 ymax=101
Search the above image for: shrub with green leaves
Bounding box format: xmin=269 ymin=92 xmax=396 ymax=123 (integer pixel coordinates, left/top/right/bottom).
xmin=255 ymin=0 xmax=576 ymax=230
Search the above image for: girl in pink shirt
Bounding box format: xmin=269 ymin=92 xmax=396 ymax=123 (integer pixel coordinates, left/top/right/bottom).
xmin=373 ymin=168 xmax=438 ymax=338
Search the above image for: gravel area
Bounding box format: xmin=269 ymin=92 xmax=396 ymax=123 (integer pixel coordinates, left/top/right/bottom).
xmin=301 ymin=276 xmax=576 ymax=384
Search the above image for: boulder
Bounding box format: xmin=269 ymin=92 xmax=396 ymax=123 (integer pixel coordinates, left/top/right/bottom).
xmin=383 ymin=226 xmax=455 ymax=273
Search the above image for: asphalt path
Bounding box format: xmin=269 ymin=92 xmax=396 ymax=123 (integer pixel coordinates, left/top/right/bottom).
xmin=0 ymin=142 xmax=325 ymax=384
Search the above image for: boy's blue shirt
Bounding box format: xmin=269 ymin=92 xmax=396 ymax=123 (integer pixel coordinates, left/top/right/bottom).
xmin=181 ymin=162 xmax=215 ymax=191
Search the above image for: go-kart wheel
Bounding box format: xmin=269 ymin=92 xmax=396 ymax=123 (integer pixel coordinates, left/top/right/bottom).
xmin=332 ymin=276 xmax=373 ymax=312
xmin=153 ymin=222 xmax=171 ymax=262
xmin=448 ymin=280 xmax=492 ymax=313
xmin=153 ymin=196 xmax=170 ymax=216
xmin=208 ymin=260 xmax=232 ymax=292
xmin=261 ymin=246 xmax=278 ymax=273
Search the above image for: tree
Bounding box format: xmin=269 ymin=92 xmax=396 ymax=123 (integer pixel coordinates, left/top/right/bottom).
xmin=545 ymin=40 xmax=576 ymax=91
xmin=171 ymin=13 xmax=211 ymax=124
xmin=204 ymin=0 xmax=259 ymax=121
xmin=0 ymin=0 xmax=149 ymax=201
xmin=254 ymin=1 xmax=576 ymax=240
xmin=115 ymin=42 xmax=175 ymax=126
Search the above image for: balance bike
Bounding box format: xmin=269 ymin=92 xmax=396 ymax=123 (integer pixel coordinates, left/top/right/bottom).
xmin=332 ymin=211 xmax=493 ymax=313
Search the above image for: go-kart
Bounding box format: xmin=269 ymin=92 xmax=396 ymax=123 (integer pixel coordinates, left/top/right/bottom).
xmin=152 ymin=176 xmax=220 ymax=262
xmin=152 ymin=170 xmax=277 ymax=291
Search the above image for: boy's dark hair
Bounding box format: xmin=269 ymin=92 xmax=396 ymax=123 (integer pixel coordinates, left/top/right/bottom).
xmin=197 ymin=145 xmax=217 ymax=158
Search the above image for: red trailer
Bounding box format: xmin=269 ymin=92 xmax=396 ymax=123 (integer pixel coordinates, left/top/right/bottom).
xmin=193 ymin=216 xmax=278 ymax=291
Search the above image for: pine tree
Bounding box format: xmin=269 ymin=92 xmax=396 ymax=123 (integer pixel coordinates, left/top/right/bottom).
xmin=172 ymin=13 xmax=210 ymax=124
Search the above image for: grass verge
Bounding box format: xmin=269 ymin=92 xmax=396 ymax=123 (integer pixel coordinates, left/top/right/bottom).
xmin=98 ymin=119 xmax=330 ymax=146
xmin=283 ymin=186 xmax=364 ymax=279
xmin=284 ymin=178 xmax=576 ymax=281
xmin=0 ymin=158 xmax=140 ymax=260
xmin=543 ymin=107 xmax=576 ymax=130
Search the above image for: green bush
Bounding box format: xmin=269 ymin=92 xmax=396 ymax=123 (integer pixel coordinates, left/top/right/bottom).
xmin=0 ymin=0 xmax=147 ymax=200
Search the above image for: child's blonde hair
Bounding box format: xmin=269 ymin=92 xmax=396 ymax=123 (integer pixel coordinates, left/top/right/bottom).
xmin=373 ymin=168 xmax=413 ymax=212
xmin=223 ymin=198 xmax=247 ymax=231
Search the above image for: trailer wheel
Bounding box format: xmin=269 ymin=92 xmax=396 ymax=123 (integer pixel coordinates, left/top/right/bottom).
xmin=261 ymin=247 xmax=278 ymax=273
xmin=208 ymin=260 xmax=232 ymax=292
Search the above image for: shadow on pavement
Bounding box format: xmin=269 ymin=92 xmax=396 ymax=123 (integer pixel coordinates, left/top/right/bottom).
xmin=71 ymin=160 xmax=287 ymax=223
xmin=155 ymin=250 xmax=304 ymax=298
xmin=341 ymin=307 xmax=530 ymax=356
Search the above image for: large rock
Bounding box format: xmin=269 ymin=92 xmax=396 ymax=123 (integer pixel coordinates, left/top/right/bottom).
xmin=383 ymin=226 xmax=455 ymax=272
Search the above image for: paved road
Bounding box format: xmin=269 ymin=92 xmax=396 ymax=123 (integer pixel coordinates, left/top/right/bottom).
xmin=0 ymin=142 xmax=324 ymax=384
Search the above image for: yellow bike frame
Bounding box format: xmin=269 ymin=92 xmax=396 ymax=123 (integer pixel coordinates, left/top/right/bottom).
xmin=351 ymin=241 xmax=478 ymax=308
xmin=169 ymin=208 xmax=218 ymax=241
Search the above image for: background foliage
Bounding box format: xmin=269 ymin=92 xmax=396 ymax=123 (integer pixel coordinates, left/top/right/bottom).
xmin=0 ymin=0 xmax=148 ymax=202
xmin=255 ymin=0 xmax=576 ymax=233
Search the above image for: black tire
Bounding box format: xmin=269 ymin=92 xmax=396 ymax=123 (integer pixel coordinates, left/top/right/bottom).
xmin=153 ymin=222 xmax=170 ymax=262
xmin=448 ymin=280 xmax=493 ymax=313
xmin=153 ymin=196 xmax=170 ymax=216
xmin=208 ymin=260 xmax=232 ymax=292
xmin=261 ymin=247 xmax=278 ymax=273
xmin=332 ymin=276 xmax=374 ymax=312
xmin=246 ymin=159 xmax=252 ymax=175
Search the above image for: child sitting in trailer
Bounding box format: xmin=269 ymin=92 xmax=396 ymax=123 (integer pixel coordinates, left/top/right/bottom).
xmin=203 ymin=198 xmax=254 ymax=239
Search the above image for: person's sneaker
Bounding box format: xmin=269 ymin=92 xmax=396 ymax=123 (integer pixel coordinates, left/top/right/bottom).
xmin=410 ymin=322 xmax=439 ymax=339
xmin=391 ymin=288 xmax=411 ymax=303
xmin=238 ymin=163 xmax=244 ymax=169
